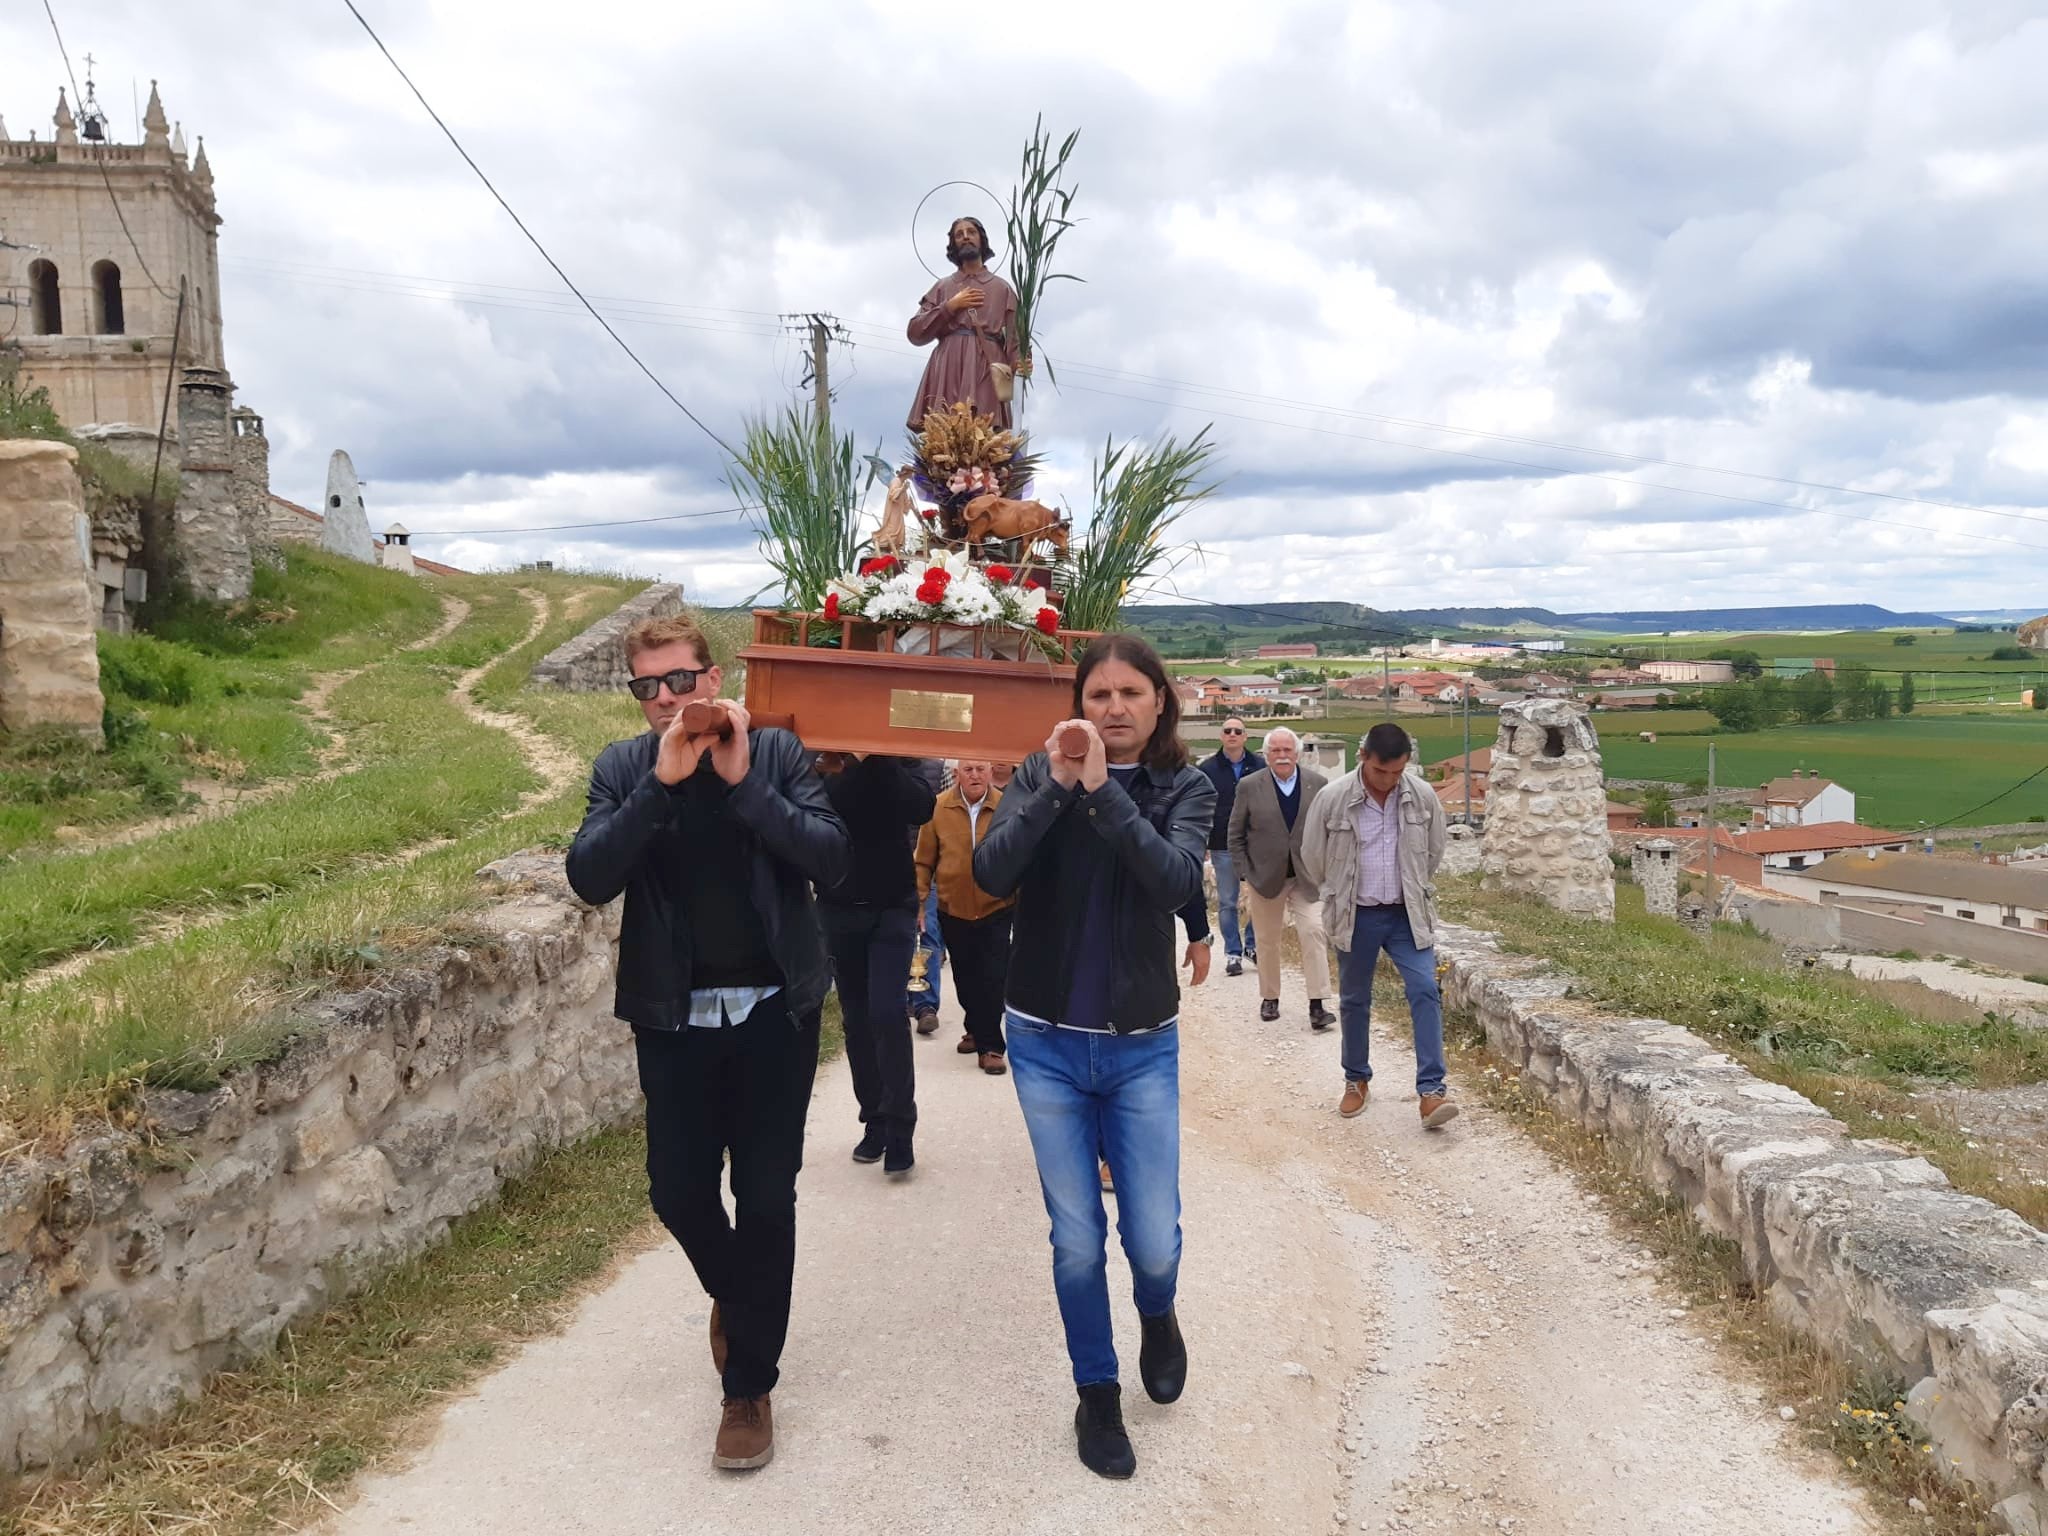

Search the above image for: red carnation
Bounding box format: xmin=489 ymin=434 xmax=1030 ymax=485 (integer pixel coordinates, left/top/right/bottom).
xmin=859 ymin=556 xmax=898 ymax=577
xmin=986 ymin=564 xmax=1015 ymax=583
xmin=1024 ymin=576 xmax=1043 ymax=590
xmin=823 ymin=591 xmax=840 ymax=620
xmin=916 ymin=580 xmax=946 ymax=605
xmin=927 ymin=567 xmax=952 ymax=586
xmin=1034 ymin=607 xmax=1059 ymax=635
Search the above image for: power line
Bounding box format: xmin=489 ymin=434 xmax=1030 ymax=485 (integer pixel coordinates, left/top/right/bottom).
xmin=1928 ymin=764 xmax=2048 ymax=828
xmin=37 ymin=1 xmax=176 ymax=300
xmin=339 ymin=0 xmax=738 ymax=460
xmin=224 ymin=253 xmax=2048 ymax=540
xmin=405 ymin=506 xmax=748 ymax=536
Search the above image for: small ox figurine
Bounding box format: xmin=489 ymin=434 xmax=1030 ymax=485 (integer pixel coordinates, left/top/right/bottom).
xmin=961 ymin=493 xmax=1069 ymax=558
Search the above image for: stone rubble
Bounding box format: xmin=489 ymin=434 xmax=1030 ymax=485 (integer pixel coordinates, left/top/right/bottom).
xmin=1438 ymin=922 xmax=2048 ymax=1530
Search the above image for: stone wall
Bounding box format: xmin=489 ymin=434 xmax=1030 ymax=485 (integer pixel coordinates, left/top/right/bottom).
xmin=1480 ymin=698 xmax=1615 ymax=919
xmin=0 ymin=439 xmax=103 ymax=742
xmin=0 ymin=853 xmax=636 ymax=1475
xmin=1439 ymin=927 xmax=2048 ymax=1534
xmin=530 ymin=582 xmax=686 ymax=691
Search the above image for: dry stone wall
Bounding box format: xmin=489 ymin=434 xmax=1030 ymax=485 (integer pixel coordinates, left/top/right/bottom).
xmin=0 ymin=439 xmax=103 ymax=741
xmin=0 ymin=853 xmax=636 ymax=1475
xmin=1439 ymin=926 xmax=2048 ymax=1534
xmin=1481 ymin=698 xmax=1614 ymax=920
xmin=530 ymin=581 xmax=686 ymax=691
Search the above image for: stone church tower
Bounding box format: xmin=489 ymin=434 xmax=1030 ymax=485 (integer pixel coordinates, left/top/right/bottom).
xmin=1 ymin=79 xmax=226 ymax=432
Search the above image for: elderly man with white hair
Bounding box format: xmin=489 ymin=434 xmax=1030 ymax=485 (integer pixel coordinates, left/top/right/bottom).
xmin=1226 ymin=727 xmax=1335 ymax=1029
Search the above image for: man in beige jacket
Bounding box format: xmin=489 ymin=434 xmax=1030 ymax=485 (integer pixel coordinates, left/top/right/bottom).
xmin=1300 ymin=723 xmax=1457 ymax=1130
xmin=1227 ymin=728 xmax=1335 ymax=1030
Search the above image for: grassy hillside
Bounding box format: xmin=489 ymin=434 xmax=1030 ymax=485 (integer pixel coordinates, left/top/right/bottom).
xmin=0 ymin=552 xmax=728 ymax=1129
xmin=1593 ymin=628 xmax=2040 ymax=687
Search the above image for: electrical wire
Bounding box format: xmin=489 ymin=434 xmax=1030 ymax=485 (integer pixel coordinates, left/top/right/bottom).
xmin=39 ymin=0 xmax=177 ymax=300
xmin=405 ymin=506 xmax=748 ymax=535
xmin=1927 ymin=764 xmax=2048 ymax=828
xmin=340 ymin=0 xmax=739 ymax=460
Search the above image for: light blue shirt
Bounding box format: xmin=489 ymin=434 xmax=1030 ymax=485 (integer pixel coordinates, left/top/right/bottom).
xmin=685 ymin=986 xmax=782 ymax=1029
xmin=1274 ymin=771 xmax=1298 ymax=796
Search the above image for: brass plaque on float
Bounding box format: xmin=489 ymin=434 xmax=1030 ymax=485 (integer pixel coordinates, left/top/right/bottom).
xmin=889 ymin=689 xmax=975 ymax=732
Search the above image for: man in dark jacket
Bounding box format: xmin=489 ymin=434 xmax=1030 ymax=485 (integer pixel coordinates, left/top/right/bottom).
xmin=566 ymin=615 xmax=848 ymax=1474
xmin=816 ymin=753 xmax=935 ymax=1177
xmin=1196 ymin=720 xmax=1264 ymax=976
xmin=974 ymin=634 xmax=1215 ymax=1481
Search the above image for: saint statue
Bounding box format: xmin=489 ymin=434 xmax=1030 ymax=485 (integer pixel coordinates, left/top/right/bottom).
xmin=906 ymin=216 xmax=1031 ymax=432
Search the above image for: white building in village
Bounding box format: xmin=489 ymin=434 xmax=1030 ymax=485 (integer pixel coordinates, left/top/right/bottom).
xmin=1769 ymin=852 xmax=2048 ymax=933
xmin=1751 ymin=771 xmax=1856 ymax=828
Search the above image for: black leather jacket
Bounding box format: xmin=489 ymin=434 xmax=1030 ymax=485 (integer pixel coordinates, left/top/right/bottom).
xmin=565 ymin=727 xmax=849 ymax=1028
xmin=973 ymin=751 xmax=1216 ymax=1034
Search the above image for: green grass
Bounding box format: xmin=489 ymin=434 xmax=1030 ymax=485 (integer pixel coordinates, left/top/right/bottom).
xmin=1593 ymin=716 xmax=2048 ymax=827
xmin=1443 ymin=879 xmax=2048 ymax=1229
xmin=0 ymin=550 xmax=448 ymax=857
xmin=1590 ymin=627 xmax=2041 ymax=683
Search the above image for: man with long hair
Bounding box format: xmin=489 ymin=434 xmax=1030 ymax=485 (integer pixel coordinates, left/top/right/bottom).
xmin=566 ymin=616 xmax=849 ymax=1471
xmin=906 ymin=215 xmax=1029 ymax=431
xmin=974 ymin=633 xmax=1216 ymax=1479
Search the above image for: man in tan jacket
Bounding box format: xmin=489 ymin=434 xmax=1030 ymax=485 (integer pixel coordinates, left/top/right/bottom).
xmin=1227 ymin=728 xmax=1335 ymax=1030
xmin=915 ymin=759 xmax=1015 ymax=1074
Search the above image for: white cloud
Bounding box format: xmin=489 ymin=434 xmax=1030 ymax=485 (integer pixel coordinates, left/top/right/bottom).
xmin=3 ymin=0 xmax=2045 ymax=614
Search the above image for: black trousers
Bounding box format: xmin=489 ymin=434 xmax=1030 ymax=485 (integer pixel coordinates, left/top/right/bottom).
xmin=634 ymin=995 xmax=821 ymax=1401
xmin=939 ymin=908 xmax=1013 ymax=1056
xmin=823 ymin=904 xmax=919 ymax=1137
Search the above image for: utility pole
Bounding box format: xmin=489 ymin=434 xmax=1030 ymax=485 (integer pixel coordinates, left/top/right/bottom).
xmin=1703 ymin=740 xmax=1717 ymax=916
xmin=782 ymin=311 xmax=850 ymax=437
xmin=1461 ymin=682 xmax=1472 ymax=824
xmin=1382 ymin=647 xmax=1392 ymax=719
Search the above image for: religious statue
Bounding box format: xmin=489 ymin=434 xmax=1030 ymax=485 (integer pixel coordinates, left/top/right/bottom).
xmin=873 ymin=467 xmax=916 ymax=557
xmin=906 ymin=216 xmax=1031 ymax=432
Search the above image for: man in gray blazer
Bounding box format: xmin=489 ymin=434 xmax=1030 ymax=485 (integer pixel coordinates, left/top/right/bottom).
xmin=1226 ymin=727 xmax=1335 ymax=1029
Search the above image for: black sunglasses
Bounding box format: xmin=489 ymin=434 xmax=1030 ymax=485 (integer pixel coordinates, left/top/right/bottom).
xmin=1221 ymin=727 xmax=1245 ymax=735
xmin=627 ymin=667 xmax=704 ymax=702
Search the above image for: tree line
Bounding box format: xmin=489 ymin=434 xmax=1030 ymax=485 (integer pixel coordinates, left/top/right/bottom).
xmin=1701 ymin=665 xmax=1914 ymax=732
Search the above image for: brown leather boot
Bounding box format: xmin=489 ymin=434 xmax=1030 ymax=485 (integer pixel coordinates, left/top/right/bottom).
xmin=709 ymin=1300 xmax=728 ymax=1374
xmin=1339 ymin=1080 xmax=1369 ymax=1118
xmin=1420 ymin=1093 xmax=1460 ymax=1130
xmin=713 ymin=1394 xmax=774 ymax=1469
xmin=956 ymin=1032 xmax=978 ymax=1054
xmin=979 ymin=1051 xmax=1008 ymax=1076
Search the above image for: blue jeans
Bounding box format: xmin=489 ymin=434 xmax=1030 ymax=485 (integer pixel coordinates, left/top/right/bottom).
xmin=1007 ymin=1010 xmax=1182 ymax=1387
xmin=1336 ymin=905 xmax=1447 ymax=1097
xmin=1210 ymin=849 xmax=1253 ymax=958
xmin=906 ymin=884 xmax=944 ymax=1014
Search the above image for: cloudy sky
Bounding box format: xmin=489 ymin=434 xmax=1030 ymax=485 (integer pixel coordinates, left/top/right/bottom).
xmin=4 ymin=0 xmax=2045 ymax=614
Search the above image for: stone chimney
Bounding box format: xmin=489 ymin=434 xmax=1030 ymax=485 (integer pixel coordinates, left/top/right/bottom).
xmin=0 ymin=441 xmax=104 ymax=742
xmin=230 ymin=407 xmax=278 ymax=571
xmin=1632 ymin=837 xmax=1679 ymax=919
xmin=380 ymin=523 xmax=416 ymax=576
xmin=1480 ymin=697 xmax=1615 ymax=920
xmin=173 ymin=366 xmax=251 ymax=602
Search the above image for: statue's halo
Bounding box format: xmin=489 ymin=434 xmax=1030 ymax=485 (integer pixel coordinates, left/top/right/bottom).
xmin=912 ymin=179 xmax=1006 ymax=280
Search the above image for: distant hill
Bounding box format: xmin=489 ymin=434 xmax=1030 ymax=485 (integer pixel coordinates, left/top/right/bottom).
xmin=1118 ymin=601 xmax=1413 ymax=657
xmin=1381 ymin=603 xmax=1959 ymax=634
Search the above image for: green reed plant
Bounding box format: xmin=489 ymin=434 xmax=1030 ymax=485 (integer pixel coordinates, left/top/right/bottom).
xmin=729 ymin=406 xmax=878 ymax=611
xmin=1056 ymin=429 xmax=1219 ymax=635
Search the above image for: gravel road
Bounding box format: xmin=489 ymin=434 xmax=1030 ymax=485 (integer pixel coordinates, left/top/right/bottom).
xmin=323 ymin=965 xmax=1877 ymax=1536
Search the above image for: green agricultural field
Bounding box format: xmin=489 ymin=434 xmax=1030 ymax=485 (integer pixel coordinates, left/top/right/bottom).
xmin=1589 ymin=628 xmax=2043 ymax=693
xmin=1594 ymin=715 xmax=2048 ymax=828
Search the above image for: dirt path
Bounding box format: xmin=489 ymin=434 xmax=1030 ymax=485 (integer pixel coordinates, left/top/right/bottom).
xmin=322 ymin=964 xmax=1875 ymax=1536
xmin=449 ymin=589 xmax=584 ymax=814
xmin=49 ymin=596 xmax=475 ymax=862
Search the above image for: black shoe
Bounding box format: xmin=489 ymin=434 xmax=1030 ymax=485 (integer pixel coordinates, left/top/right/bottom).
xmin=1259 ymin=998 xmax=1279 ymax=1022
xmin=1225 ymin=956 xmax=1243 ymax=977
xmin=1245 ymin=946 xmax=1257 ymax=964
xmin=1138 ymin=1307 xmax=1187 ymax=1404
xmin=883 ymin=1136 xmax=915 ymax=1178
xmin=852 ymin=1126 xmax=887 ymax=1164
xmin=1309 ymin=1000 xmax=1335 ymax=1032
xmin=1074 ymin=1383 xmax=1136 ymax=1479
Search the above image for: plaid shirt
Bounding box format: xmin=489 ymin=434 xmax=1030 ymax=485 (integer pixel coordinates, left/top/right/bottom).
xmin=1353 ymin=788 xmax=1403 ymax=906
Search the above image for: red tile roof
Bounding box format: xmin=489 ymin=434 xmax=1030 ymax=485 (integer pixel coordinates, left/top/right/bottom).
xmin=1733 ymin=822 xmax=1904 ymax=856
xmin=268 ymin=493 xmax=467 ymax=574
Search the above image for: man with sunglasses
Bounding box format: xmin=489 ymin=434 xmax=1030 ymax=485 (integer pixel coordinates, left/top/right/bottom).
xmin=567 ymin=615 xmax=849 ymax=1473
xmin=1195 ymin=719 xmax=1264 ymax=977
